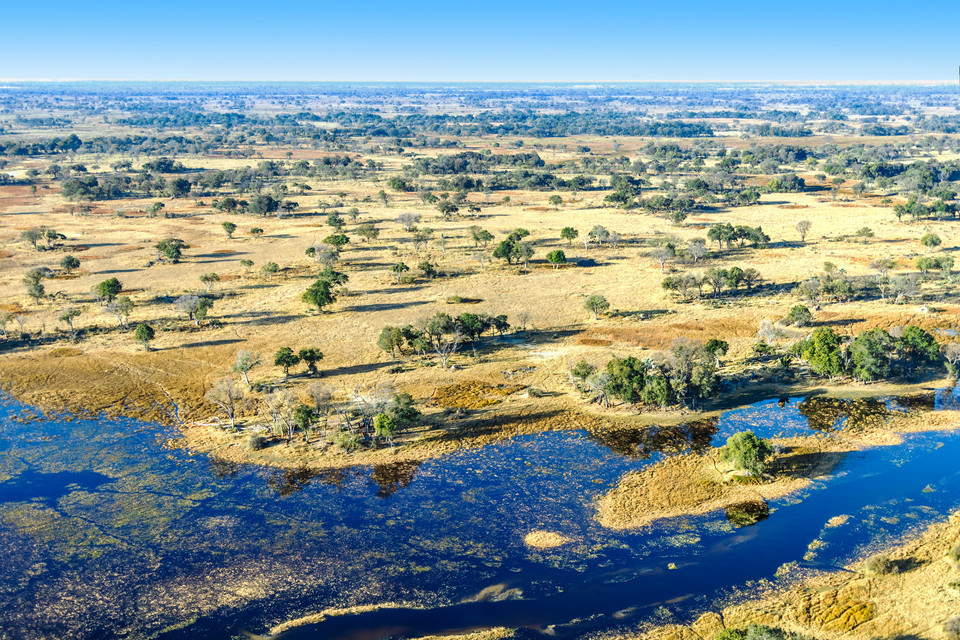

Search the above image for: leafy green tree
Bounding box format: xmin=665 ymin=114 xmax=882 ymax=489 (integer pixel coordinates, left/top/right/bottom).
xmin=546 ymin=249 xmax=566 ymax=268
xmin=801 ymin=327 xmax=846 ymax=377
xmin=302 ymin=278 xmax=336 ymax=312
xmin=378 ymin=326 xmax=405 ymax=357
xmin=59 ymin=255 xmax=80 ymax=274
xmin=327 ymin=212 xmax=346 ymax=231
xmin=221 ymin=221 xmax=237 ymax=238
xmin=548 ymin=194 xmax=563 ymax=209
xmin=134 ymin=323 xmax=155 ymax=350
xmin=293 ymin=405 xmax=317 ymax=441
xmin=849 ymin=328 xmax=894 ymax=381
xmin=584 ymin=294 xmax=610 ymax=320
xmin=921 ymin=233 xmax=942 ymax=250
xmin=571 ymin=360 xmax=596 ymax=382
xmin=96 ymin=277 xmax=123 ymax=303
xmin=391 ymin=262 xmax=410 ymax=283
xmin=720 ymin=431 xmax=772 ymax=476
xmin=560 ymin=227 xmax=579 ymax=246
xmin=156 ymin=238 xmax=186 ymax=262
xmin=260 ymin=262 xmax=280 ymax=277
xmin=167 ymin=177 xmax=191 ymax=198
xmin=298 ymin=348 xmax=324 ymax=376
xmin=248 ymin=194 xmax=278 ymax=216
xmin=249 ymin=227 xmax=264 ymax=238
xmin=274 ymin=347 xmax=301 ymax=377
xmin=899 ymin=325 xmax=941 ymax=370
xmin=374 ymin=413 xmax=399 ymax=444
xmin=704 ymin=338 xmax=729 ymax=365
xmin=323 ymin=233 xmax=350 ymax=249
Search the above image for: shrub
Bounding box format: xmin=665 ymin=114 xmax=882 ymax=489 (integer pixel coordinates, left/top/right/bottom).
xmin=332 ymin=430 xmax=361 ymax=452
xmin=949 ymin=544 xmax=960 ymax=564
xmin=862 ymin=554 xmax=897 ymax=575
xmin=783 ymin=304 xmax=813 ymax=327
xmin=945 ymin=616 xmax=960 ymax=640
xmin=247 ymin=434 xmax=269 ymax=451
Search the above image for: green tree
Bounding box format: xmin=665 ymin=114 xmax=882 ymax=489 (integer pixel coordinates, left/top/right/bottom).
xmin=274 ymin=347 xmax=301 ymax=377
xmin=298 ymin=348 xmax=324 ymax=376
xmin=720 ymin=431 xmax=772 ymax=476
xmin=374 ymin=413 xmax=399 ymax=444
xmin=560 ymin=227 xmax=579 ymax=246
xmin=548 ymin=194 xmax=563 ymax=209
xmin=293 ymin=405 xmax=317 ymax=441
xmin=584 ymin=294 xmax=610 ymax=320
xmin=391 ymin=262 xmax=410 ymax=283
xmin=801 ymin=327 xmax=846 ymax=377
xmin=323 ymin=233 xmax=350 ymax=249
xmin=221 ymin=221 xmax=237 ymax=238
xmin=378 ymin=326 xmax=405 ymax=357
xmin=155 ymin=238 xmax=186 ymax=262
xmin=134 ymin=323 xmax=155 ymax=350
xmin=921 ymin=233 xmax=942 ymax=250
xmin=546 ymin=249 xmax=566 ymax=268
xmin=59 ymin=255 xmax=80 ymax=274
xmin=96 ymin=277 xmax=123 ymax=303
xmin=849 ymin=328 xmax=894 ymax=381
xmin=302 ymin=278 xmax=336 ymax=312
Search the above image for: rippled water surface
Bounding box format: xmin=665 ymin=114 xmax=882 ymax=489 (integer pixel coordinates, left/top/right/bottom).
xmin=1 ymin=391 xmax=959 ymax=639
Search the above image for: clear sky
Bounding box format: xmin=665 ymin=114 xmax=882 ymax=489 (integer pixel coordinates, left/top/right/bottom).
xmin=1 ymin=0 xmax=957 ymax=83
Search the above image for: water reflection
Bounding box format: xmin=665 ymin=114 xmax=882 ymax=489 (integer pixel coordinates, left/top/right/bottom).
xmin=264 ymin=461 xmax=423 ymax=498
xmin=588 ymin=418 xmax=718 ymax=459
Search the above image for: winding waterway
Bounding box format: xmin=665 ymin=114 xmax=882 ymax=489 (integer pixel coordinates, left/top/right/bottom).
xmin=1 ymin=388 xmax=959 ymax=639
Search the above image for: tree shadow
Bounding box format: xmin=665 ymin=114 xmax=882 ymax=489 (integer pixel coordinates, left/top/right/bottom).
xmin=323 ymin=360 xmax=400 ymax=377
xmin=178 ymin=337 xmax=245 ymax=349
xmin=344 ymin=300 xmax=430 ymax=313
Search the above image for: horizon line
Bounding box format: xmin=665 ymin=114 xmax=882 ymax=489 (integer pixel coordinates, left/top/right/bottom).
xmin=0 ymin=78 xmax=955 ymax=86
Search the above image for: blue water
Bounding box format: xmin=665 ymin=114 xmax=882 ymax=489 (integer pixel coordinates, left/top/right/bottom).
xmin=0 ymin=392 xmax=958 ymax=639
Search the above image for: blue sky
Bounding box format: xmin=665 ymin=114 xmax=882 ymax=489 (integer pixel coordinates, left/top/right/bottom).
xmin=1 ymin=0 xmax=957 ymax=82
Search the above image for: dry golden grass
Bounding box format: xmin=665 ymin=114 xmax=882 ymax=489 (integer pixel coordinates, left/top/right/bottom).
xmin=0 ymin=141 xmax=958 ymax=470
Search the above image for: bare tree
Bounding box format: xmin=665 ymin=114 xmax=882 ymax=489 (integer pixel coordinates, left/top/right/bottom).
xmin=305 ymin=381 xmax=334 ymax=437
xmin=396 ymin=212 xmax=421 ymax=232
xmin=435 ymin=330 xmax=463 ymax=369
xmin=232 ymin=350 xmax=261 ymax=386
xmin=608 ymin=231 xmax=623 ymax=249
xmin=651 ymin=247 xmax=673 ymax=272
xmin=795 ymin=220 xmax=811 ymax=243
xmin=205 ymin=377 xmax=243 ymax=428
xmin=687 ymin=240 xmax=707 ymax=263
